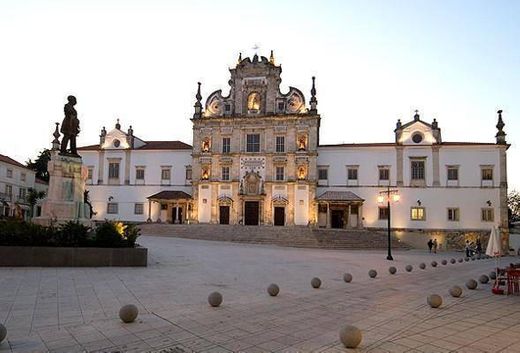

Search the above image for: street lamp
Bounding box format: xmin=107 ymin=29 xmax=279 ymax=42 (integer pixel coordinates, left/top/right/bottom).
xmin=378 ymin=185 xmax=400 ymax=261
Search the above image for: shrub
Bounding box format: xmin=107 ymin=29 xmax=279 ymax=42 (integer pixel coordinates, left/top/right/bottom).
xmin=56 ymin=221 xmax=92 ymax=247
xmin=95 ymin=221 xmax=124 ymax=247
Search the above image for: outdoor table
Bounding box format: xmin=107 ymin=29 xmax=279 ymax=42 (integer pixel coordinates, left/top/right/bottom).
xmin=506 ymin=267 xmax=520 ymax=295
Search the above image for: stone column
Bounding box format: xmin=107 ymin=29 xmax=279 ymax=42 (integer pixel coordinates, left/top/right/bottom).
xmin=432 ymin=145 xmax=440 ymax=187
xmin=124 ymin=150 xmax=131 ymax=185
xmin=347 ymin=204 xmax=352 ymax=228
xmin=358 ymin=203 xmax=363 ymax=228
xmin=175 ymin=203 xmax=180 ymax=224
xmin=98 ymin=150 xmax=105 ymax=184
xmin=396 ymin=146 xmax=404 ymax=186
xmin=498 ymin=145 xmax=509 ymax=246
xmin=147 ymin=200 xmax=152 ymax=222
xmin=326 ymin=202 xmax=331 ymax=228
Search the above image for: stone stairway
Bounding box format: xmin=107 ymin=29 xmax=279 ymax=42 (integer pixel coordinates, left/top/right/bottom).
xmin=139 ymin=224 xmax=411 ymax=250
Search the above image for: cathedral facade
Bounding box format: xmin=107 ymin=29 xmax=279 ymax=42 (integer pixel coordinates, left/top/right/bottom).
xmin=79 ymin=52 xmax=509 ymax=241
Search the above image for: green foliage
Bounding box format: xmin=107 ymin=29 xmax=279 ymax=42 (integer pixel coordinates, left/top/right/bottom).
xmin=0 ymin=219 xmax=138 ymax=248
xmin=509 ymin=190 xmax=520 ymax=224
xmin=26 ymin=188 xmax=46 ymax=218
xmin=26 ymin=149 xmax=51 ymax=182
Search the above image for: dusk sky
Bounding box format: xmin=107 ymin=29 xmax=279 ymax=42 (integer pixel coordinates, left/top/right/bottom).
xmin=0 ymin=0 xmax=518 ymax=190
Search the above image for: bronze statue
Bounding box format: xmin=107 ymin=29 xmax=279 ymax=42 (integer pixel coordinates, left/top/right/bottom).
xmin=60 ymin=95 xmax=80 ymax=155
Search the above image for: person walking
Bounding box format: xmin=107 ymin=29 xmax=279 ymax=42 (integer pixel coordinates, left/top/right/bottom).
xmin=476 ymin=238 xmax=482 ymax=256
xmin=465 ymin=240 xmax=471 ymax=257
xmin=427 ymin=239 xmax=433 ymax=253
xmin=433 ymin=239 xmax=438 ymax=254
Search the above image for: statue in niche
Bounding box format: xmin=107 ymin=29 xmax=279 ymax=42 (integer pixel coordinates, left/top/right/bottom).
xmin=298 ymin=136 xmax=307 ymax=151
xmin=60 ymin=95 xmax=80 ymax=156
xmin=202 ymin=138 xmax=210 ymax=152
xmin=201 ymin=167 xmax=210 ymax=180
xmin=244 ymin=171 xmax=260 ymax=195
xmin=247 ymin=92 xmax=261 ymax=111
xmin=298 ymin=166 xmax=307 ymax=180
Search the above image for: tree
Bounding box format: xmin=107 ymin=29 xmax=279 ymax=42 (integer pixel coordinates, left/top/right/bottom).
xmin=508 ymin=190 xmax=520 ymax=225
xmin=27 ymin=187 xmax=46 ymax=219
xmin=26 ymin=149 xmax=51 ymax=182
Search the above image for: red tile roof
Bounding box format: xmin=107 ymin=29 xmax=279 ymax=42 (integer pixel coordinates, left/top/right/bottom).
xmin=0 ymin=153 xmax=28 ymax=169
xmin=147 ymin=190 xmax=192 ymax=200
xmin=78 ymin=140 xmax=192 ymax=151
xmin=319 ymin=142 xmax=497 ymax=148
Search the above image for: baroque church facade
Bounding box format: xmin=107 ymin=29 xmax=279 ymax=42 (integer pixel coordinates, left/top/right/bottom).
xmin=79 ymin=52 xmax=509 ymax=240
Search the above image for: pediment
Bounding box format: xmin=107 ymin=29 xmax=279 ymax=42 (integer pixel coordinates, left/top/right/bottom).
xmin=101 ymin=129 xmax=130 ymax=149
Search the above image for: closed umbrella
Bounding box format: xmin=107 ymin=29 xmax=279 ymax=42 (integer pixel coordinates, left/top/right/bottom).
xmin=486 ymin=226 xmax=503 ymax=293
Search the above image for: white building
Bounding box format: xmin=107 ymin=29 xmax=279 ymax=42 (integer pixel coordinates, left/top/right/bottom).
xmin=0 ymin=153 xmax=47 ymax=219
xmin=78 ymin=53 xmax=509 ymax=246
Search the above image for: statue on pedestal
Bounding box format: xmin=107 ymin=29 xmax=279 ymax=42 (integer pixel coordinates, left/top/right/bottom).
xmin=60 ymin=95 xmax=80 ymax=156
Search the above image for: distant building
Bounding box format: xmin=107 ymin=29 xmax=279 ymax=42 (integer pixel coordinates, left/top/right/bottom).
xmin=78 ymin=52 xmax=509 ymax=240
xmin=0 ymin=153 xmax=47 ymax=219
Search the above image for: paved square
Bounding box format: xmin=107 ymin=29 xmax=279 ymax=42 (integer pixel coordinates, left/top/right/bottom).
xmin=1 ymin=236 xmax=519 ymax=353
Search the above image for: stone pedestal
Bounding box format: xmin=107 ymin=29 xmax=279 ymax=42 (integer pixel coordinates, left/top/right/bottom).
xmin=34 ymin=152 xmax=91 ymax=226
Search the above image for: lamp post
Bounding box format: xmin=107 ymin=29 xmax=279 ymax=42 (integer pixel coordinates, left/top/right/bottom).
xmin=378 ymin=185 xmax=400 ymax=261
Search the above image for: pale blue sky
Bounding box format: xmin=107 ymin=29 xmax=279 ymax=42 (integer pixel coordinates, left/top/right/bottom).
xmin=0 ymin=0 xmax=518 ymax=189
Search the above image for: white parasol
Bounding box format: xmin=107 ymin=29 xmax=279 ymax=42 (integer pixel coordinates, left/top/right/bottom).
xmin=486 ymin=226 xmax=502 ymax=279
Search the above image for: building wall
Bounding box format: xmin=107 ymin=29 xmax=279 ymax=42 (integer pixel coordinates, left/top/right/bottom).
xmin=0 ymin=159 xmax=36 ymax=219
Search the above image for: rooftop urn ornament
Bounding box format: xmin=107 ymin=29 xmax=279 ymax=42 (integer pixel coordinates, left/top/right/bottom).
xmin=193 ymin=82 xmax=203 ymax=119
xmin=60 ymin=95 xmax=80 ymax=156
xmin=309 ymin=76 xmax=318 ymax=114
xmin=52 ymin=122 xmax=61 ymax=150
xmin=269 ymin=49 xmax=275 ymax=65
xmin=115 ymin=118 xmax=121 ymax=130
xmin=237 ymin=52 xmax=242 ymax=64
xmin=496 ymin=109 xmax=507 ymax=144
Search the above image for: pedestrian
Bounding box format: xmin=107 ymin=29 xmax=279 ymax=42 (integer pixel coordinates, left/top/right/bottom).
xmin=427 ymin=239 xmax=433 ymax=253
xmin=465 ymin=240 xmax=471 ymax=257
xmin=433 ymin=239 xmax=438 ymax=253
xmin=476 ymin=238 xmax=482 ymax=255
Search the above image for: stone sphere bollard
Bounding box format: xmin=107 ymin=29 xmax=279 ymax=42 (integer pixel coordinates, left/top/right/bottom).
xmin=441 ymin=259 xmax=448 ymax=265
xmin=458 ymin=258 xmax=464 ymax=263
xmin=431 ymin=261 xmax=438 ymax=267
xmin=119 ymin=304 xmax=139 ymax=323
xmin=388 ymin=266 xmax=397 ymax=275
xmin=419 ymin=263 xmax=426 ymax=269
xmin=489 ymin=271 xmax=497 ymax=280
xmin=450 ymin=258 xmax=456 ymax=264
xmin=465 ymin=279 xmax=478 ymax=290
xmin=343 ymin=273 xmax=353 ymax=283
xmin=339 ymin=325 xmax=363 ymax=348
xmin=405 ymin=265 xmax=413 ymax=272
xmin=311 ymin=277 xmax=322 ymax=289
xmin=427 ymin=294 xmax=443 ymax=308
xmin=464 ymin=257 xmax=470 ymax=262
xmin=479 ymin=275 xmax=489 ymax=284
xmin=368 ymin=269 xmax=377 ymax=278
xmin=208 ymin=292 xmax=223 ymax=307
xmin=0 ymin=324 xmax=6 ymax=343
xmin=267 ymin=284 xmax=280 ymax=296
xmin=449 ymin=285 xmax=463 ymax=298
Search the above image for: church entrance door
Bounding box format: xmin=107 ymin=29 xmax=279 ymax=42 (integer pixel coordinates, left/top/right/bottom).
xmin=219 ymin=206 xmax=230 ymax=224
xmin=274 ymin=207 xmax=285 ymax=226
xmin=244 ymin=201 xmax=259 ymax=225
xmin=331 ymin=210 xmax=344 ymax=229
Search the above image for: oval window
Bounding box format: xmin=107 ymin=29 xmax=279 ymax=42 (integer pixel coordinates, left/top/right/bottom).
xmin=412 ymin=133 xmax=423 ymax=144
xmin=113 ymin=139 xmax=121 ymax=148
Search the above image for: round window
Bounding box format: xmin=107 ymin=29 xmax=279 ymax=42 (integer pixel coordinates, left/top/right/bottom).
xmin=412 ymin=133 xmax=423 ymax=144
xmin=113 ymin=139 xmax=121 ymax=148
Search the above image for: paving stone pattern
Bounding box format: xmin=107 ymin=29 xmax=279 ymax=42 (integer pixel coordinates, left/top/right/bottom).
xmin=0 ymin=236 xmax=519 ymax=353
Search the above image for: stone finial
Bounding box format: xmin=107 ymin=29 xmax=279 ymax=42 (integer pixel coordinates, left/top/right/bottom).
xmin=127 ymin=125 xmax=134 ymax=148
xmin=495 ymin=109 xmax=507 ymax=144
xmin=414 ymin=109 xmax=420 ymax=121
xmin=396 ymin=119 xmax=402 ymax=129
xmin=128 ymin=125 xmax=133 ymax=136
xmin=395 ymin=119 xmax=402 ymax=143
xmin=237 ymin=52 xmax=242 ymax=64
xmin=432 ymin=118 xmax=438 ymax=129
xmin=309 ymin=76 xmax=318 ymax=114
xmin=100 ymin=126 xmax=107 ymax=145
xmin=52 ymin=122 xmax=61 ymax=150
xmin=269 ymin=50 xmax=275 ymax=65
xmin=253 ymin=53 xmax=259 ymax=63
xmin=115 ymin=118 xmax=121 ymax=130
xmin=432 ymin=118 xmax=442 ymax=143
xmin=193 ymin=82 xmax=203 ymax=119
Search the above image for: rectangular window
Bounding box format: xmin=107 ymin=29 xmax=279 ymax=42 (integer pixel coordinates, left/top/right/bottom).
xmin=5 ymin=185 xmax=12 ymax=197
xmin=108 ymin=162 xmax=120 ymax=179
xmin=6 ymin=169 xmax=12 ymax=178
xmin=222 ymin=137 xmax=231 ymax=154
xmin=87 ymin=167 xmax=94 ymax=180
xmin=134 ymin=203 xmax=144 ymax=215
xmin=18 ymin=188 xmax=26 ymax=200
xmin=161 ymin=168 xmax=171 ymax=180
xmin=347 ymin=168 xmax=358 ymax=180
xmin=221 ymin=166 xmax=230 ymax=181
xmin=379 ymin=168 xmax=389 ymax=181
xmin=275 ymin=136 xmax=285 ymax=153
xmin=481 ymin=208 xmax=494 ymax=222
xmin=378 ymin=206 xmax=389 ymax=220
xmin=21 ymin=173 xmax=26 ymax=182
xmin=275 ymin=166 xmax=284 ymax=181
xmin=447 ymin=208 xmax=460 ymax=221
xmin=411 ymin=161 xmax=425 ymax=180
xmin=411 ymin=207 xmax=425 ymax=221
xmin=107 ymin=203 xmax=118 ymax=214
xmin=246 ymin=134 xmax=260 ymax=152
xmin=185 ymin=166 xmax=192 ymax=181
xmin=318 ymin=168 xmax=328 ymax=180
xmin=447 ymin=167 xmax=459 ymax=181
xmin=481 ymin=168 xmax=493 ymax=181
xmin=135 ymin=168 xmax=145 ymax=180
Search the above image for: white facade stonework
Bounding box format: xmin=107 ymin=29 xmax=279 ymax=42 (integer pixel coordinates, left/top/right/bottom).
xmin=78 ymin=54 xmax=509 ymax=241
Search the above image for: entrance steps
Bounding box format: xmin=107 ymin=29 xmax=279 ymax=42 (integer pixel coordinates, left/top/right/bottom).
xmin=139 ymin=224 xmax=411 ymax=250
